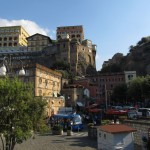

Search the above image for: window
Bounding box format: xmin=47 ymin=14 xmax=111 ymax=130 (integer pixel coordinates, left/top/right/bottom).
xmin=39 ymin=90 xmax=42 ymax=96
xmin=9 ymin=37 xmax=12 ymax=40
xmin=4 ymin=37 xmax=7 ymax=41
xmin=9 ymin=43 xmax=12 ymax=46
xmin=14 ymin=42 xmax=17 ymax=46
xmin=39 ymin=77 xmax=42 ymax=84
xmin=0 ymin=37 xmax=2 ymax=41
xmin=4 ymin=43 xmax=7 ymax=46
xmin=71 ymin=35 xmax=75 ymax=38
xmin=128 ymin=75 xmax=133 ymax=80
xmin=99 ymin=132 xmax=101 ymax=137
xmin=14 ymin=37 xmax=18 ymax=40
xmin=45 ymin=79 xmax=48 ymax=87
xmin=104 ymin=134 xmax=106 ymax=139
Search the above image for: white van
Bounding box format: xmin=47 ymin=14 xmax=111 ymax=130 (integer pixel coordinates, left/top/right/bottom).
xmin=137 ymin=108 xmax=150 ymax=118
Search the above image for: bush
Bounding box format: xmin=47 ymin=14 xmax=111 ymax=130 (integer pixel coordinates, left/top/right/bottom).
xmin=67 ymin=126 xmax=72 ymax=130
xmin=101 ymin=120 xmax=109 ymax=125
xmin=88 ymin=123 xmax=94 ymax=128
xmin=52 ymin=124 xmax=63 ymax=132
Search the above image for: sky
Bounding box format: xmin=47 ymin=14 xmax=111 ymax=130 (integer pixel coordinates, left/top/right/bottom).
xmin=0 ymin=0 xmax=150 ymax=71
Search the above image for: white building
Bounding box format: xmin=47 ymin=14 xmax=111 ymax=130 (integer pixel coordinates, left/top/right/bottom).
xmin=97 ymin=124 xmax=136 ymax=150
xmin=124 ymin=71 xmax=136 ymax=85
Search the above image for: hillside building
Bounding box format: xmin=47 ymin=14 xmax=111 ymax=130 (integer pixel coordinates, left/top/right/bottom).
xmin=0 ymin=26 xmax=29 ymax=51
xmin=57 ymin=25 xmax=84 ymax=43
xmin=27 ymin=33 xmax=52 ymax=51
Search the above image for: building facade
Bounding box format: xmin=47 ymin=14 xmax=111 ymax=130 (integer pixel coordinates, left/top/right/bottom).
xmin=56 ymin=37 xmax=96 ymax=75
xmin=87 ymin=71 xmax=137 ymax=104
xmin=20 ymin=63 xmax=64 ymax=116
xmin=0 ymin=26 xmax=29 ymax=50
xmin=61 ymin=84 xmax=84 ymax=108
xmin=27 ymin=33 xmax=52 ymax=51
xmin=0 ymin=25 xmax=97 ymax=76
xmin=57 ymin=25 xmax=84 ymax=43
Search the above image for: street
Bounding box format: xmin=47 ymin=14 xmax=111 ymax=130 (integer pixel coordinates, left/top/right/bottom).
xmin=14 ymin=131 xmax=97 ymax=150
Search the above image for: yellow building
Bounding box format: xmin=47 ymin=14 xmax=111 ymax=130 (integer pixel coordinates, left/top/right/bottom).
xmin=23 ymin=63 xmax=64 ymax=117
xmin=4 ymin=63 xmax=64 ymax=117
xmin=0 ymin=26 xmax=29 ymax=50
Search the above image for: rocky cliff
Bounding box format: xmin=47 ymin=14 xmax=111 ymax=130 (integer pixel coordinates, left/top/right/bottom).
xmin=101 ymin=37 xmax=150 ymax=76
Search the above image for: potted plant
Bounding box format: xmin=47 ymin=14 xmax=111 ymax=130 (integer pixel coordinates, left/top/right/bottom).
xmin=52 ymin=124 xmax=63 ymax=135
xmin=67 ymin=126 xmax=73 ymax=136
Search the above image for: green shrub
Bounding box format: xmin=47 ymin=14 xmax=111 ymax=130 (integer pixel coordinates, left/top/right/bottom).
xmin=88 ymin=123 xmax=94 ymax=128
xmin=67 ymin=126 xmax=72 ymax=130
xmin=101 ymin=120 xmax=109 ymax=125
xmin=52 ymin=124 xmax=63 ymax=132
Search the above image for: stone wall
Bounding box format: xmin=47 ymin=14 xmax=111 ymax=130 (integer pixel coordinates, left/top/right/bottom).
xmin=124 ymin=119 xmax=150 ymax=148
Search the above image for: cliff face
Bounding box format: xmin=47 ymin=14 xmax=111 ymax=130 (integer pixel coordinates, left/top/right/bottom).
xmin=123 ymin=43 xmax=150 ymax=75
xmin=102 ymin=41 xmax=150 ymax=76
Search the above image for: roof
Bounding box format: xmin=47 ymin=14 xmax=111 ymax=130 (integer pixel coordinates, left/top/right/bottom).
xmin=26 ymin=33 xmax=52 ymax=42
xmin=99 ymin=124 xmax=136 ymax=134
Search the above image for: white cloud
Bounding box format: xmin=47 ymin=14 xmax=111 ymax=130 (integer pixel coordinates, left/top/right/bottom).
xmin=0 ymin=18 xmax=51 ymax=36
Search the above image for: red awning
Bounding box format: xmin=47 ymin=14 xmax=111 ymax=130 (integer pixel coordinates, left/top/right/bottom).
xmin=88 ymin=108 xmax=102 ymax=113
xmin=86 ymin=103 xmax=98 ymax=109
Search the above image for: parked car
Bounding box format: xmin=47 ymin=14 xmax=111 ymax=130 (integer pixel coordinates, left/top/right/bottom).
xmin=137 ymin=108 xmax=150 ymax=118
xmin=127 ymin=110 xmax=138 ymax=120
xmin=123 ymin=106 xmax=137 ymax=112
xmin=105 ymin=106 xmax=127 ymax=116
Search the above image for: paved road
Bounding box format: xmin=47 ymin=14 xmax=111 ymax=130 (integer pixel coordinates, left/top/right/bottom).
xmin=14 ymin=131 xmax=97 ymax=150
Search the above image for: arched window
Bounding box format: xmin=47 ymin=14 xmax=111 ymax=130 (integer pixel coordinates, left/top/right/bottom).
xmin=87 ymin=55 xmax=92 ymax=64
xmin=4 ymin=37 xmax=7 ymax=41
xmin=77 ymin=34 xmax=80 ymax=37
xmin=57 ymin=35 xmax=61 ymax=39
xmin=71 ymin=35 xmax=75 ymax=38
xmin=14 ymin=42 xmax=17 ymax=46
xmin=45 ymin=79 xmax=48 ymax=87
xmin=39 ymin=90 xmax=42 ymax=96
xmin=9 ymin=43 xmax=12 ymax=46
xmin=14 ymin=37 xmax=18 ymax=40
xmin=39 ymin=77 xmax=42 ymax=84
xmin=9 ymin=37 xmax=12 ymax=41
xmin=4 ymin=43 xmax=7 ymax=46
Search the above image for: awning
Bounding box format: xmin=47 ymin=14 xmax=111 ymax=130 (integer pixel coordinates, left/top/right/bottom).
xmin=76 ymin=102 xmax=84 ymax=107
xmin=88 ymin=108 xmax=102 ymax=113
xmin=86 ymin=103 xmax=98 ymax=109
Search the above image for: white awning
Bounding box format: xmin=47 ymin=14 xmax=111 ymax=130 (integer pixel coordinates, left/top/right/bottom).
xmin=76 ymin=102 xmax=84 ymax=107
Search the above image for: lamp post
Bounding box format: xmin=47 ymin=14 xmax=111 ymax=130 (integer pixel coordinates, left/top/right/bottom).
xmin=0 ymin=56 xmax=25 ymax=76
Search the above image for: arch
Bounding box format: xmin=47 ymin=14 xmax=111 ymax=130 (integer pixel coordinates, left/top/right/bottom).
xmin=87 ymin=55 xmax=92 ymax=64
xmin=71 ymin=34 xmax=75 ymax=38
xmin=76 ymin=34 xmax=80 ymax=37
xmin=4 ymin=37 xmax=7 ymax=41
xmin=14 ymin=42 xmax=17 ymax=46
xmin=9 ymin=43 xmax=12 ymax=46
xmin=57 ymin=35 xmax=61 ymax=39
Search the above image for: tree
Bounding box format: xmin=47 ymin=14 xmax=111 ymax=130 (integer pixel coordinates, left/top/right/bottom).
xmin=100 ymin=64 xmax=122 ymax=73
xmin=112 ymin=83 xmax=127 ymax=104
xmin=0 ymin=77 xmax=47 ymax=150
xmin=127 ymin=76 xmax=145 ymax=104
xmin=141 ymin=75 xmax=150 ymax=100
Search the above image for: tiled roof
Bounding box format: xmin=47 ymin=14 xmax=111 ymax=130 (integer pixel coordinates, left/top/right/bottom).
xmin=99 ymin=124 xmax=136 ymax=134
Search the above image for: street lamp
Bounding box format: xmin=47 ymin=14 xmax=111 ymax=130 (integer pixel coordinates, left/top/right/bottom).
xmin=0 ymin=56 xmax=25 ymax=76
